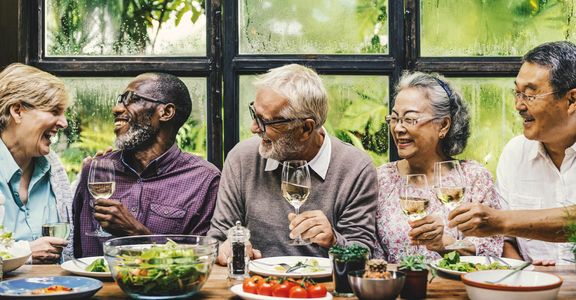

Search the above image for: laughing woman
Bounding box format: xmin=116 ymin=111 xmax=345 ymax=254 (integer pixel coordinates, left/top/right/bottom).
xmin=0 ymin=63 xmax=73 ymax=263
xmin=374 ymin=71 xmax=503 ymax=263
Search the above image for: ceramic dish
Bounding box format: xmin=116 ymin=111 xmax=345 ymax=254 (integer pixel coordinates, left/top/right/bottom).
xmin=462 ymin=270 xmax=562 ymax=300
xmin=61 ymin=256 xmax=111 ymax=278
xmin=249 ymin=256 xmax=332 ymax=278
xmin=230 ymin=284 xmax=332 ymax=300
xmin=431 ymin=256 xmax=534 ymax=276
xmin=0 ymin=276 xmax=102 ymax=299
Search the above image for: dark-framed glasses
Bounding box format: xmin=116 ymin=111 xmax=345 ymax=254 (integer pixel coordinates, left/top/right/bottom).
xmin=385 ymin=115 xmax=437 ymax=127
xmin=248 ymin=101 xmax=302 ymax=133
xmin=117 ymin=91 xmax=168 ymax=106
xmin=512 ymin=89 xmax=557 ymax=104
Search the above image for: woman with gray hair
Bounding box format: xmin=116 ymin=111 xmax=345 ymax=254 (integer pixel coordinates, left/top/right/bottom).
xmin=374 ymin=71 xmax=503 ymax=263
xmin=0 ymin=63 xmax=73 ymax=263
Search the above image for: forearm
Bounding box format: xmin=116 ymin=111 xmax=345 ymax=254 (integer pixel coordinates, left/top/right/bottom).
xmin=500 ymin=206 xmax=575 ymax=242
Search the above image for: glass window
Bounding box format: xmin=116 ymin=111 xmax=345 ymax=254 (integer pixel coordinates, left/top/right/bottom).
xmin=54 ymin=77 xmax=207 ymax=179
xmin=239 ymin=75 xmax=389 ymax=166
xmin=421 ymin=0 xmax=576 ymax=56
xmin=45 ymin=0 xmax=206 ymax=56
xmin=239 ymin=0 xmax=388 ymax=54
xmin=451 ymin=78 xmax=523 ymax=175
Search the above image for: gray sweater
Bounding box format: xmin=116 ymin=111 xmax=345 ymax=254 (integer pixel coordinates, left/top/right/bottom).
xmin=207 ymin=136 xmax=378 ymax=257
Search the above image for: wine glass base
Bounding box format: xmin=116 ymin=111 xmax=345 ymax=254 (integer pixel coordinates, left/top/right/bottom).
xmin=85 ymin=230 xmax=112 ymax=238
xmin=445 ymin=240 xmax=474 ymax=250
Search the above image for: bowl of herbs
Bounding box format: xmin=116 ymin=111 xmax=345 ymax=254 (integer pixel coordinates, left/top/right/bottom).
xmin=103 ymin=235 xmax=218 ymax=299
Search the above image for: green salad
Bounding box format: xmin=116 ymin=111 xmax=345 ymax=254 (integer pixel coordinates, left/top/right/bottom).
xmin=85 ymin=258 xmax=109 ymax=272
xmin=438 ymin=251 xmax=510 ymax=272
xmin=113 ymin=240 xmax=211 ymax=296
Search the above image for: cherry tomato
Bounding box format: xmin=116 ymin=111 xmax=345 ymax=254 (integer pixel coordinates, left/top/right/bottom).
xmin=272 ymin=282 xmax=291 ymax=297
xmin=242 ymin=280 xmax=258 ymax=294
xmin=307 ymin=283 xmax=328 ymax=298
xmin=244 ymin=275 xmax=263 ymax=285
xmin=289 ymin=286 xmax=308 ymax=298
xmin=257 ymin=281 xmax=276 ymax=296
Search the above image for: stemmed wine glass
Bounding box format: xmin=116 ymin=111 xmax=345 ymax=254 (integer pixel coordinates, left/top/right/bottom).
xmin=433 ymin=160 xmax=472 ymax=250
xmin=281 ymin=160 xmax=311 ymax=246
xmin=86 ymin=158 xmax=116 ymax=237
xmin=399 ymin=174 xmax=431 ymax=222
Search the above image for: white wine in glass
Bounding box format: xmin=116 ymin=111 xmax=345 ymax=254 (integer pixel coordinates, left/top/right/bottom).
xmin=434 ymin=160 xmax=472 ymax=250
xmin=42 ymin=222 xmax=70 ymax=239
xmin=399 ymin=174 xmax=431 ymax=221
xmin=86 ymin=158 xmax=116 ymax=237
xmin=281 ymin=160 xmax=311 ymax=246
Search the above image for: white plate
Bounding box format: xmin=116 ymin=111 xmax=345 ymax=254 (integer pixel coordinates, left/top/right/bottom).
xmin=249 ymin=256 xmax=332 ymax=278
xmin=431 ymin=256 xmax=534 ymax=276
xmin=230 ymin=284 xmax=332 ymax=300
xmin=61 ymin=257 xmax=111 ymax=278
xmin=4 ymin=246 xmax=32 ymax=273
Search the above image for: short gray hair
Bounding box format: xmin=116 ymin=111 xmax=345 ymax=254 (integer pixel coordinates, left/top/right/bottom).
xmin=522 ymin=41 xmax=576 ymax=98
xmin=395 ymin=71 xmax=470 ymax=156
xmin=254 ymin=64 xmax=328 ymax=128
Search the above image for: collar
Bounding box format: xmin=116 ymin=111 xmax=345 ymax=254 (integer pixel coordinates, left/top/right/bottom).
xmin=264 ymin=132 xmax=331 ymax=180
xmin=529 ymin=139 xmax=576 ymax=161
xmin=0 ymin=138 xmax=22 ymax=182
xmin=120 ymin=143 xmax=181 ymax=176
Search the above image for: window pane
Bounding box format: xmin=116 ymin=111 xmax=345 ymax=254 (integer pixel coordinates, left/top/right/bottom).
xmin=54 ymin=77 xmax=207 ymax=179
xmin=239 ymin=0 xmax=389 ymax=54
xmin=421 ymin=0 xmax=576 ymax=56
xmin=239 ymin=75 xmax=389 ymax=166
xmin=451 ymin=78 xmax=523 ymax=175
xmin=45 ymin=0 xmax=206 ymax=56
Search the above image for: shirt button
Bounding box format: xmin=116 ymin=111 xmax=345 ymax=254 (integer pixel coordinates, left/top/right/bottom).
xmin=164 ymin=210 xmax=169 ymax=215
xmin=131 ymin=207 xmax=137 ymax=212
xmin=137 ymin=178 xmax=142 ymax=183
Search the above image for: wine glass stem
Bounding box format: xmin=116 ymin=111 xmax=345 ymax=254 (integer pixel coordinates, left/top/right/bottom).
xmin=294 ymin=206 xmax=303 ymax=242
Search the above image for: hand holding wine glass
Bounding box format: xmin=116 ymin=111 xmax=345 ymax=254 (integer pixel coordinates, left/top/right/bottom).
xmin=434 ymin=160 xmax=472 ymax=250
xmin=282 ymin=160 xmax=311 ymax=246
xmin=86 ymin=158 xmax=116 ymax=237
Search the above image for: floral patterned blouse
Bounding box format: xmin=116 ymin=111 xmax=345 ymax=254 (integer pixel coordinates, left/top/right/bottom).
xmin=374 ymin=160 xmax=503 ymax=263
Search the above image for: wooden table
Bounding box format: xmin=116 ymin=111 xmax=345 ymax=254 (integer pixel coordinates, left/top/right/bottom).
xmin=6 ymin=264 xmax=576 ymax=299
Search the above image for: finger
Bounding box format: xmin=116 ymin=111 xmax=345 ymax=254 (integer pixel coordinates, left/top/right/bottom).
xmin=408 ymin=216 xmax=435 ymax=228
xmin=94 ymin=199 xmax=120 ymax=206
xmin=288 ymin=213 xmax=297 ymax=221
xmin=105 ymin=146 xmax=114 ymax=154
xmin=82 ymin=156 xmax=94 ymax=165
xmin=531 ymin=259 xmax=542 ymax=266
xmin=298 ymin=223 xmax=326 ymax=240
xmin=252 ymin=249 xmax=263 ymax=259
xmin=543 ymin=260 xmax=556 ymax=266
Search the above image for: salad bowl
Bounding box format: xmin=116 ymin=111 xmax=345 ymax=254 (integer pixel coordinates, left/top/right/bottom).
xmin=103 ymin=235 xmax=218 ymax=299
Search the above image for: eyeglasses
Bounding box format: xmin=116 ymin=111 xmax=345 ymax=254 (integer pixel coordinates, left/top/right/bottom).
xmin=385 ymin=115 xmax=437 ymax=127
xmin=117 ymin=91 xmax=168 ymax=106
xmin=512 ymin=89 xmax=557 ymax=104
xmin=249 ymin=102 xmax=302 ymax=133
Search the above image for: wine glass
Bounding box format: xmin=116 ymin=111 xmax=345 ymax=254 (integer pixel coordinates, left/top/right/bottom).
xmin=86 ymin=158 xmax=116 ymax=237
xmin=399 ymin=174 xmax=431 ymax=222
xmin=433 ymin=160 xmax=472 ymax=250
xmin=42 ymin=206 xmax=71 ymax=240
xmin=281 ymin=160 xmax=311 ymax=246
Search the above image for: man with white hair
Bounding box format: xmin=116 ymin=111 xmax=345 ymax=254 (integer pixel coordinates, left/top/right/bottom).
xmin=208 ymin=64 xmax=377 ymax=264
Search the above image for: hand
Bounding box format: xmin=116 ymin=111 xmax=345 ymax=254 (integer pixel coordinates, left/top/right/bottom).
xmin=215 ymin=239 xmax=262 ymax=266
xmin=29 ymin=237 xmax=68 ymax=264
xmin=408 ymin=214 xmax=445 ymax=252
xmin=82 ymin=146 xmax=114 ymax=165
xmin=447 ymin=203 xmax=504 ymax=237
xmin=531 ymin=259 xmax=556 ymax=266
xmin=93 ymin=199 xmax=151 ymax=236
xmin=288 ymin=210 xmax=335 ymax=248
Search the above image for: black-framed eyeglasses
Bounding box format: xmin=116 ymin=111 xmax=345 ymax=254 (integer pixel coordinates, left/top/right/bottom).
xmin=248 ymin=102 xmax=301 ymax=133
xmin=117 ymin=91 xmax=168 ymax=106
xmin=385 ymin=115 xmax=437 ymax=127
xmin=511 ymin=89 xmax=557 ymax=104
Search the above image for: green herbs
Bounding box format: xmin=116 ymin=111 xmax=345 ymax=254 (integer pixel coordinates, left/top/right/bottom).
xmin=437 ymin=251 xmax=509 ymax=272
xmin=113 ymin=240 xmax=211 ymax=296
xmin=329 ymin=245 xmax=369 ymax=263
xmin=85 ymin=258 xmax=110 ymax=272
xmin=398 ymin=254 xmax=428 ymax=271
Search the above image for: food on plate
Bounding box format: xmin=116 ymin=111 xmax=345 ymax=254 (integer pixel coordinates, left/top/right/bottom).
xmin=272 ymin=258 xmax=325 ymax=273
xmin=30 ymin=285 xmax=73 ymax=294
xmin=242 ymin=275 xmax=328 ymax=298
xmin=438 ymin=251 xmax=511 ymax=272
xmin=363 ymin=258 xmax=392 ymax=279
xmin=113 ymin=240 xmax=209 ymax=296
xmin=0 ymin=226 xmax=15 ymax=259
xmin=85 ymin=258 xmax=110 ymax=272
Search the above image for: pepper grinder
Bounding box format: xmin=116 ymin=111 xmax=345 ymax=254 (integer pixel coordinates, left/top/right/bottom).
xmin=227 ymin=220 xmax=250 ymax=281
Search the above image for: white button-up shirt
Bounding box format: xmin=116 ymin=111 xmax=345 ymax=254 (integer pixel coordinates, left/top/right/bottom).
xmin=496 ymin=135 xmax=576 ymax=264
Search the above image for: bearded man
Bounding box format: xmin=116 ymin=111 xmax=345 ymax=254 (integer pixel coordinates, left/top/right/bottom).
xmin=72 ymin=73 xmax=220 ymax=258
xmin=207 ymin=64 xmax=377 ymax=264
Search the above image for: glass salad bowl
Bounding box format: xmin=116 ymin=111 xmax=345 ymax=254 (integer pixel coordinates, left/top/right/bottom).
xmin=103 ymin=235 xmax=218 ymax=299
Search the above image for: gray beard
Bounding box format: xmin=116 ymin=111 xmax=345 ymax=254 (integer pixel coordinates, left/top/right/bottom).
xmin=114 ymin=121 xmax=158 ymax=151
xmin=258 ymin=131 xmax=305 ymax=161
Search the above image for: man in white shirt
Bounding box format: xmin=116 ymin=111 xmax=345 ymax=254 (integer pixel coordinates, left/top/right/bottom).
xmin=447 ymin=41 xmax=576 ymax=265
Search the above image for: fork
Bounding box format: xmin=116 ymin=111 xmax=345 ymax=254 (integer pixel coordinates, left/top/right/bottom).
xmin=485 ymin=261 xmax=531 ymax=284
xmin=490 ymin=256 xmax=512 ymax=268
xmin=250 ymin=260 xmax=291 ymax=271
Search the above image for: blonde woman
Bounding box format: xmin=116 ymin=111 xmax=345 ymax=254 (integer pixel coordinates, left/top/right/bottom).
xmin=0 ymin=63 xmax=73 ymax=263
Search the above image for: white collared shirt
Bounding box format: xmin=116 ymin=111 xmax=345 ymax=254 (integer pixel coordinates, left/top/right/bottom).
xmin=265 ymin=133 xmax=331 ymax=180
xmin=496 ymin=135 xmax=576 ymax=264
